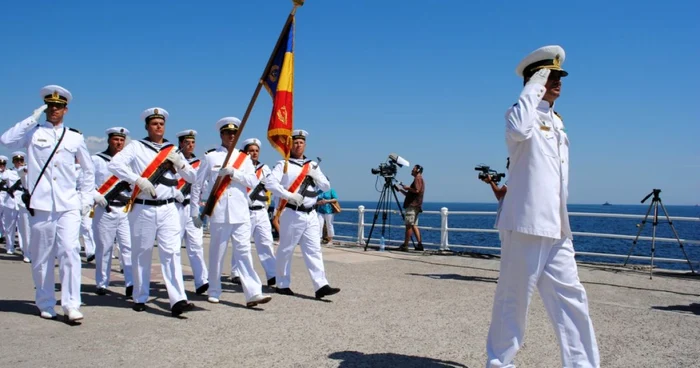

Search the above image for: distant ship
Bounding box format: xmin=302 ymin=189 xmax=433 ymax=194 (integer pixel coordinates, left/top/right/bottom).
xmin=603 ymin=201 xmax=612 ymax=206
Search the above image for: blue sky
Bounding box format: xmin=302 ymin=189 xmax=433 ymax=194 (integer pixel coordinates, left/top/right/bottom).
xmin=1 ymin=0 xmax=698 ymax=205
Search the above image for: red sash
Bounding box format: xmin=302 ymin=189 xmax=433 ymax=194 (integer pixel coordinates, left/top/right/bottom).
xmin=211 ymin=152 xmax=248 ymax=208
xmin=97 ymin=175 xmax=120 ymax=195
xmin=275 ymin=162 xmax=310 ymax=217
xmin=176 ymin=160 xmax=200 ymax=190
xmin=127 ymin=145 xmax=175 ymax=206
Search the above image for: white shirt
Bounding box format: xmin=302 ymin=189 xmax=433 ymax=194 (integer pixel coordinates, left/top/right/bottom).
xmin=0 ymin=117 xmax=95 ymax=212
xmin=265 ymin=157 xmax=331 ymax=210
xmin=248 ymin=162 xmax=272 ymax=208
xmin=108 ymin=139 xmax=197 ymax=201
xmin=0 ymin=169 xmax=20 ymax=210
xmin=92 ymin=151 xmax=131 ymax=198
xmin=496 ymin=83 xmax=572 ymax=240
xmin=189 ymin=146 xmax=258 ymax=224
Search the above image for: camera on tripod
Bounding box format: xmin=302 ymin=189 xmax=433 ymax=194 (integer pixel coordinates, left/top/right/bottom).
xmin=475 ymin=165 xmax=505 ymax=184
xmin=371 ymin=153 xmax=410 ymax=178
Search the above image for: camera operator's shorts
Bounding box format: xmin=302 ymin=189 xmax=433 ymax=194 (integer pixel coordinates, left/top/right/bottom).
xmin=404 ymin=207 xmax=420 ymax=226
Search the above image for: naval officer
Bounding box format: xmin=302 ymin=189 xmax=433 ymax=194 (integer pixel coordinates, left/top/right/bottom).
xmin=108 ymin=107 xmax=196 ymax=317
xmin=486 ymin=46 xmax=600 ymax=367
xmin=0 ymin=85 xmax=95 ymax=322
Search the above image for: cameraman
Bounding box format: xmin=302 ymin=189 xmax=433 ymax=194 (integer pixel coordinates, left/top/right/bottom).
xmin=395 ymin=164 xmax=424 ymax=251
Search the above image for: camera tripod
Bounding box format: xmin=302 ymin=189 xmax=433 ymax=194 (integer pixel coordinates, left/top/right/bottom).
xmin=623 ymin=189 xmax=696 ymax=279
xmin=364 ymin=176 xmax=414 ymax=251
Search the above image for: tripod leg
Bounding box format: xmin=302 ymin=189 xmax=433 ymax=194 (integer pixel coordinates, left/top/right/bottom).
xmin=650 ymin=200 xmax=659 ymax=279
xmin=624 ymin=198 xmax=654 ymax=267
xmin=658 ymin=199 xmax=696 ymax=274
xmin=364 ymin=185 xmax=388 ymax=251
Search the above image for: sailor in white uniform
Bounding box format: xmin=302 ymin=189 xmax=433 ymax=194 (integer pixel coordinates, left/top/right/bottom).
xmin=108 ymin=107 xmax=196 ymax=317
xmin=0 ymin=85 xmax=95 ymax=322
xmin=11 ymin=152 xmax=31 ymax=263
xmin=486 ymin=46 xmax=600 ymax=368
xmin=174 ymin=129 xmax=209 ymax=296
xmin=189 ymin=117 xmax=271 ymax=307
xmin=0 ymin=156 xmax=20 ymax=256
xmin=230 ymin=137 xmax=277 ymax=287
xmin=76 ymin=162 xmax=96 ymax=262
xmin=92 ymin=127 xmax=133 ymax=298
xmin=264 ymin=129 xmax=340 ymax=299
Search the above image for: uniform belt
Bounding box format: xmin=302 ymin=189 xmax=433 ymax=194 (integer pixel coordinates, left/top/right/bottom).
xmin=285 ymin=203 xmax=314 ymax=213
xmin=133 ymin=198 xmax=175 ymax=206
xmin=108 ymin=200 xmax=128 ymax=207
xmin=249 ymin=205 xmax=265 ymax=211
xmin=181 ymin=199 xmax=191 ymax=206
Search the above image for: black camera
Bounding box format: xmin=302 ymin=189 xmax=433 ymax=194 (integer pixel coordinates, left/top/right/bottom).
xmin=371 ymin=153 xmax=409 ymax=178
xmin=475 ymin=165 xmax=505 ymax=184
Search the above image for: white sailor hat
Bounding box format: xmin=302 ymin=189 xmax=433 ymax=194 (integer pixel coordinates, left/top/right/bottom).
xmin=241 ymin=138 xmax=262 ymax=150
xmin=215 ymin=117 xmax=241 ymax=132
xmin=291 ymin=129 xmax=308 ymax=140
xmin=515 ymin=45 xmax=568 ymax=78
xmin=141 ymin=107 xmax=169 ymax=123
xmin=176 ymin=129 xmax=197 ymax=141
xmin=0 ymin=155 xmax=8 ymax=163
xmin=40 ymin=85 xmax=72 ymax=105
xmin=11 ymin=151 xmax=26 ymax=161
xmin=105 ymin=127 xmax=130 ymax=138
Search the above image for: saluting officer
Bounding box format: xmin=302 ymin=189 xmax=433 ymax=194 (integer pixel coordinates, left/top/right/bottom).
xmin=487 ymin=46 xmax=600 ymax=368
xmin=0 ymin=85 xmax=95 ymax=322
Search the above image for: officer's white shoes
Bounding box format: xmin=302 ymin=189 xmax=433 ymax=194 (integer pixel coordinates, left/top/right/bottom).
xmin=23 ymin=257 xmax=30 ymax=263
xmin=207 ymin=297 xmax=220 ymax=304
xmin=64 ymin=308 xmax=83 ymax=322
xmin=246 ymin=294 xmax=272 ymax=308
xmin=40 ymin=308 xmax=56 ymax=319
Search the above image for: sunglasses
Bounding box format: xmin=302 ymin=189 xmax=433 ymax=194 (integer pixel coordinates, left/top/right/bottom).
xmin=47 ymin=102 xmax=67 ymax=109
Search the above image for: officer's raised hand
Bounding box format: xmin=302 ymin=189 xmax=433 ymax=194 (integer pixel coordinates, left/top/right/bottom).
xmin=527 ymin=68 xmax=550 ymax=87
xmin=31 ymin=104 xmax=48 ymax=121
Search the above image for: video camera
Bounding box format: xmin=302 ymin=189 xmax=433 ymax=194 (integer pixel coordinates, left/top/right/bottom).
xmin=371 ymin=153 xmax=410 ymax=178
xmin=475 ymin=165 xmax=505 ymax=184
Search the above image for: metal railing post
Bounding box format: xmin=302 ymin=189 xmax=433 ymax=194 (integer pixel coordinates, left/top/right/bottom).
xmin=357 ymin=205 xmax=365 ymax=245
xmin=440 ymin=207 xmax=449 ymax=251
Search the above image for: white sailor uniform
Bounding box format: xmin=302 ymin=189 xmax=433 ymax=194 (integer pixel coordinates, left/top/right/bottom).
xmin=11 ymin=152 xmax=31 ymax=262
xmin=76 ymin=164 xmax=96 ymax=260
xmin=0 ymin=163 xmax=20 ymax=255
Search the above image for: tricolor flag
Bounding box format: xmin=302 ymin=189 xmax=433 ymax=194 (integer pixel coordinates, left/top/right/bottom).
xmin=263 ymin=17 xmax=295 ymax=162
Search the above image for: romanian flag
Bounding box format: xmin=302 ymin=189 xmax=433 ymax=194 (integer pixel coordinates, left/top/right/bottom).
xmin=263 ymin=17 xmax=295 ymax=162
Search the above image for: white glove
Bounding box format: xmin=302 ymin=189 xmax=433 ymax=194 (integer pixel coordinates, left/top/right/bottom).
xmin=174 ymin=190 xmax=185 ymax=203
xmin=167 ymin=150 xmax=184 ymax=168
xmin=218 ymin=167 xmax=235 ymax=178
xmin=19 ymin=168 xmax=28 ymax=179
xmin=80 ymin=205 xmax=91 ymax=217
xmin=31 ymin=105 xmax=47 ymax=121
xmin=135 ymin=177 xmax=156 ymax=197
xmin=287 ymin=192 xmax=303 ymax=206
xmin=526 ymin=68 xmax=550 ymax=87
xmin=307 ymin=167 xmax=324 ymax=182
xmin=94 ymin=193 xmax=108 ymax=208
xmin=192 ymin=216 xmax=203 ymax=228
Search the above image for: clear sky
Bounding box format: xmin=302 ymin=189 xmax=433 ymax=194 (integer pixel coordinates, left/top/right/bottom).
xmin=1 ymin=0 xmax=698 ymax=205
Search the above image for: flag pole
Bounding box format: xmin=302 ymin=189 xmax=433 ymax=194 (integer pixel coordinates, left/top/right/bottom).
xmin=201 ymin=0 xmax=304 ymax=219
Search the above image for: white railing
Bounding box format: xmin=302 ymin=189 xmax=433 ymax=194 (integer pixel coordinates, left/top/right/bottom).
xmin=333 ymin=206 xmax=700 ymax=266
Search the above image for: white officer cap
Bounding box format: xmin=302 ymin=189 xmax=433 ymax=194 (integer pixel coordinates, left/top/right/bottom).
xmin=141 ymin=107 xmax=169 ymax=123
xmin=40 ymin=85 xmax=72 ymax=105
xmin=515 ymin=45 xmax=568 ymax=78
xmin=215 ymin=117 xmax=241 ymax=132
xmin=11 ymin=151 xmax=25 ymax=161
xmin=0 ymin=155 xmax=8 ymax=163
xmin=176 ymin=129 xmax=197 ymax=141
xmin=105 ymin=127 xmax=130 ymax=138
xmin=241 ymin=138 xmax=261 ymax=150
xmin=292 ymin=129 xmax=308 ymax=140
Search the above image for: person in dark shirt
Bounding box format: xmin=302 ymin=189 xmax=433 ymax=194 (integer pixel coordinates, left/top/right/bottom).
xmin=395 ymin=164 xmax=424 ymax=251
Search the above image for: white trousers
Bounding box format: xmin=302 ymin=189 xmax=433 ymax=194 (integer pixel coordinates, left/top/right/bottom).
xmin=277 ymin=209 xmax=328 ymax=291
xmin=2 ymin=207 xmax=18 ymax=252
xmin=30 ymin=209 xmax=82 ymax=311
xmin=232 ymin=209 xmax=276 ymax=280
xmin=208 ymin=221 xmax=262 ymax=301
xmin=93 ymin=205 xmax=132 ymax=289
xmin=128 ymin=203 xmax=187 ymax=307
xmin=486 ymin=231 xmax=600 ymax=368
xmin=17 ymin=207 xmax=30 ymax=259
xmin=317 ymin=213 xmax=335 ymax=238
xmin=177 ymin=203 xmax=208 ymax=288
xmin=80 ymin=211 xmax=96 ymax=257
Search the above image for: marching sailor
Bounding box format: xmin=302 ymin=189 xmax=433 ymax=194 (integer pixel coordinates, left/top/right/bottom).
xmin=108 ymin=107 xmax=196 ymax=317
xmin=0 ymin=155 xmax=20 ymax=256
xmin=11 ymin=151 xmax=31 ymax=263
xmin=0 ymin=85 xmax=95 ymax=321
xmin=264 ymin=129 xmax=340 ymax=299
xmin=92 ymin=127 xmax=133 ymax=298
xmin=230 ymin=137 xmax=277 ymax=287
xmin=76 ymin=161 xmax=96 ymax=262
xmin=174 ymin=129 xmax=209 ymax=295
xmin=486 ymin=45 xmax=600 ymax=367
xmin=189 ymin=117 xmax=272 ymax=307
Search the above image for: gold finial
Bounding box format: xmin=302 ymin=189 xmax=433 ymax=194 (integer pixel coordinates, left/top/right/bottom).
xmin=293 ymin=0 xmax=305 ymax=6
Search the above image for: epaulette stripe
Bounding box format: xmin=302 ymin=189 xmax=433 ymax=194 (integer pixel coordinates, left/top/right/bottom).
xmin=68 ymin=127 xmax=81 ymax=134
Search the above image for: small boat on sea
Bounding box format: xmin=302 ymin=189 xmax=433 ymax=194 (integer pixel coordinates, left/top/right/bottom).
xmin=603 ymin=201 xmax=611 ymax=206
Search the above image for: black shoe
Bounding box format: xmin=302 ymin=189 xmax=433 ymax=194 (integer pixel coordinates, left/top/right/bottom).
xmin=132 ymin=303 xmax=146 ymax=312
xmin=415 ymin=243 xmax=424 ymax=251
xmin=397 ymin=244 xmax=409 ymax=252
xmin=276 ymin=287 xmax=294 ymax=296
xmin=95 ymin=288 xmax=107 ymax=296
xmin=230 ymin=276 xmax=241 ymax=285
xmin=171 ymin=300 xmax=194 ymax=317
xmin=267 ymin=277 xmax=276 ymax=287
xmin=196 ymin=283 xmax=209 ymax=295
xmin=86 ymin=254 xmax=95 ymax=263
xmin=315 ymin=285 xmax=340 ymax=299
xmin=125 ymin=285 xmax=133 ymax=299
